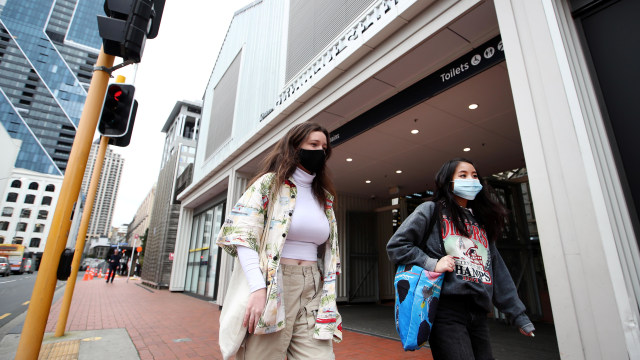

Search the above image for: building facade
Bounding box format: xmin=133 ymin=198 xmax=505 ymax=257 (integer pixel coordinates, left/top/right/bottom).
xmin=170 ymin=0 xmax=640 ymax=358
xmin=0 ymin=122 xmax=21 ymax=195
xmin=142 ymin=100 xmax=201 ymax=288
xmin=126 ymin=184 xmax=156 ymax=245
xmin=0 ymin=0 xmax=103 ymax=175
xmin=0 ymin=168 xmax=63 ymax=258
xmin=81 ymin=141 xmax=124 ymax=243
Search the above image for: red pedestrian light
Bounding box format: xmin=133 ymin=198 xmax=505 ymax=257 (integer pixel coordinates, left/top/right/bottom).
xmin=98 ymin=83 xmax=135 ymax=138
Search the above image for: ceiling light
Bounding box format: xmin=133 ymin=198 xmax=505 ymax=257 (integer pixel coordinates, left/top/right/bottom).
xmin=463 ymin=147 xmax=471 ymax=152
xmin=410 ymin=129 xmax=419 ymax=134
xmin=346 ymin=158 xmax=353 ymax=162
xmin=396 ymin=170 xmax=402 ymax=174
xmin=468 ymin=103 xmax=479 ymax=110
xmin=365 ymin=180 xmax=371 ymax=184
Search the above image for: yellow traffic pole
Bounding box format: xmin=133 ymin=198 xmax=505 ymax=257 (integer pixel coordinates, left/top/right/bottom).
xmin=15 ymin=47 xmax=115 ymax=360
xmin=53 ymin=74 xmax=126 ymax=338
xmin=53 ymin=137 xmax=108 ymax=336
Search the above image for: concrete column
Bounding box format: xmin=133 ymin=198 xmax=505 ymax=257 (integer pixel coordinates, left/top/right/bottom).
xmin=215 ymin=171 xmax=249 ymax=306
xmin=494 ymin=0 xmax=640 ymax=358
xmin=169 ymin=206 xmax=193 ymax=291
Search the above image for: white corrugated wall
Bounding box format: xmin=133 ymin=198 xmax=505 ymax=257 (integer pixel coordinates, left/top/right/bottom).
xmin=194 ymin=0 xmax=288 ymax=183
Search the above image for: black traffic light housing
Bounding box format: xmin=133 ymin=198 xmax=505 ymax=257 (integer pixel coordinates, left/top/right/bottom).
xmin=147 ymin=0 xmax=165 ymax=39
xmin=97 ymin=0 xmax=165 ymax=62
xmin=108 ymin=100 xmax=138 ymax=147
xmin=98 ymin=83 xmax=135 ymax=138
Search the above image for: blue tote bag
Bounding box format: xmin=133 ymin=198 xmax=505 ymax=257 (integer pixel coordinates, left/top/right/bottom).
xmin=394 ymin=265 xmax=444 ymax=351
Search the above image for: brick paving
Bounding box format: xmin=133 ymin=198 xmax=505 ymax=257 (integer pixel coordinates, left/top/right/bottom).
xmin=44 ymin=275 xmax=433 ymax=359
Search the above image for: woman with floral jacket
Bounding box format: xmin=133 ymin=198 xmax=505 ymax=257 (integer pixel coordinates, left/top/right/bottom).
xmin=216 ymin=122 xmax=341 ymax=359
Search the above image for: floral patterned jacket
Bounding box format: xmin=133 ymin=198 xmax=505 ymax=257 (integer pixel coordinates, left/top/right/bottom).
xmin=216 ymin=173 xmax=342 ymax=342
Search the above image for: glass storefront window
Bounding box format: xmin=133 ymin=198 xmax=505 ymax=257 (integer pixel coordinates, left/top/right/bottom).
xmin=190 ymin=214 xmax=204 ymax=292
xmin=184 ymin=201 xmax=225 ymax=299
xmin=185 ymin=216 xmax=199 ymax=293
xmin=197 ymin=209 xmax=213 ymax=296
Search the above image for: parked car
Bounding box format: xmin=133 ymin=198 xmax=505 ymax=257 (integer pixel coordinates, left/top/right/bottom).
xmin=24 ymin=258 xmax=34 ymax=274
xmin=0 ymin=256 xmax=10 ymax=277
xmin=80 ymin=258 xmax=94 ymax=271
xmin=81 ymin=258 xmax=105 ymax=271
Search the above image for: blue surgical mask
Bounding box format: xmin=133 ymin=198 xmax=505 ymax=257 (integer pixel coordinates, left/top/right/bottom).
xmin=452 ymin=179 xmax=483 ymax=200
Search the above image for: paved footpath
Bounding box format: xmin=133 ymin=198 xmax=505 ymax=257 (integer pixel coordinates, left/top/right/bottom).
xmin=39 ymin=275 xmax=432 ymax=359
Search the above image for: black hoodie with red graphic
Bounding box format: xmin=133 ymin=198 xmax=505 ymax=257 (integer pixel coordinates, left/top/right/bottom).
xmin=387 ymin=201 xmax=534 ymax=332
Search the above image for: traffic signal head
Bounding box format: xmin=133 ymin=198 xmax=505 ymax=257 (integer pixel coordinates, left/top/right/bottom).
xmin=109 ymin=100 xmax=138 ymax=147
xmin=99 ymin=83 xmax=135 ymax=137
xmin=97 ymin=0 xmax=164 ymax=62
xmin=147 ymin=0 xmax=165 ymax=39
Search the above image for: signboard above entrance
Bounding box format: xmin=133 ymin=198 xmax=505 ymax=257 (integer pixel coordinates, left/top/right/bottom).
xmin=330 ymin=35 xmax=505 ymax=147
xmin=273 ymin=0 xmax=431 ymax=110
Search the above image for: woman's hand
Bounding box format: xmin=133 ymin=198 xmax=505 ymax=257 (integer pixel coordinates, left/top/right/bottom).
xmin=244 ymin=288 xmax=267 ymax=333
xmin=519 ymin=323 xmax=535 ymax=337
xmin=519 ymin=328 xmax=535 ymax=337
xmin=435 ymin=255 xmax=456 ymax=273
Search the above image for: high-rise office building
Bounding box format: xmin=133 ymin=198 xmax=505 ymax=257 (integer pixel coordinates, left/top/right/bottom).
xmin=0 ymin=0 xmax=103 ymax=175
xmin=81 ymin=141 xmax=124 ymax=244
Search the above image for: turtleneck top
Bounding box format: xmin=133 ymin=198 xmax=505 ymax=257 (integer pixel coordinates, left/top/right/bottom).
xmin=236 ymin=167 xmax=330 ymax=292
xmin=281 ymin=167 xmax=330 ymax=260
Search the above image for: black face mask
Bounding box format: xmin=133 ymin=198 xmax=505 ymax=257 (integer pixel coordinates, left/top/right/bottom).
xmin=298 ymin=149 xmax=326 ymax=174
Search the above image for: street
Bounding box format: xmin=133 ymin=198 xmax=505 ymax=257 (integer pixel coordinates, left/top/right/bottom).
xmin=0 ymin=272 xmax=67 ymax=329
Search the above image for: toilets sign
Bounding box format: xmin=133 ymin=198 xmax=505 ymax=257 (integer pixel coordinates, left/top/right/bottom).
xmin=329 ymin=35 xmax=505 ymax=147
xmin=439 ymin=38 xmax=505 ymax=85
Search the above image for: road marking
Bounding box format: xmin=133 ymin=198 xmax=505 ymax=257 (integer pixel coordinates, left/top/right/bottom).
xmin=0 ymin=313 xmax=10 ymax=320
xmin=22 ymin=301 xmax=30 ymax=306
xmin=0 ymin=280 xmax=16 ymax=284
xmin=81 ymin=337 xmax=102 ymax=342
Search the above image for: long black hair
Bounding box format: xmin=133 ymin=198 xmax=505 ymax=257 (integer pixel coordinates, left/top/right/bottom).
xmin=432 ymin=158 xmax=507 ymax=243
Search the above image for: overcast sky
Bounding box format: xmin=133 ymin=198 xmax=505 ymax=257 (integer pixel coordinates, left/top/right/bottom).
xmin=107 ymin=1 xmax=254 ymax=227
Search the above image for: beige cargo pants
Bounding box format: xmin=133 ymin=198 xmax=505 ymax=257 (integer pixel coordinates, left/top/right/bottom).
xmin=236 ymin=263 xmax=334 ymax=360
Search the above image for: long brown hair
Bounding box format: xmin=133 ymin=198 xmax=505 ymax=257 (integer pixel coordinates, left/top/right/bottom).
xmin=251 ymin=122 xmax=335 ymax=204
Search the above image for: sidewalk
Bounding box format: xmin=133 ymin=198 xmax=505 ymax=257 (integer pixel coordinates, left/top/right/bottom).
xmin=1 ymin=274 xmax=432 ymax=359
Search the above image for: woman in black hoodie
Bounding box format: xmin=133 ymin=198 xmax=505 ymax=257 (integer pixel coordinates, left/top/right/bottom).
xmin=387 ymin=158 xmax=534 ymax=360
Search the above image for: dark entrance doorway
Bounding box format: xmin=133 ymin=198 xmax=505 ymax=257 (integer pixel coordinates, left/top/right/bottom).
xmin=347 ymin=211 xmax=378 ymax=302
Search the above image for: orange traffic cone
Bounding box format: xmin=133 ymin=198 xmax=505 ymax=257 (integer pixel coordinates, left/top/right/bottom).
xmin=98 ymin=269 xmax=103 ymax=278
xmin=82 ymin=271 xmax=90 ymax=281
xmin=89 ymin=268 xmax=94 ymax=280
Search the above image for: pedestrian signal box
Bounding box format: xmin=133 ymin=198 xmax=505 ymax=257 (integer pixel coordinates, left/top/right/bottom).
xmin=98 ymin=83 xmax=135 ymax=138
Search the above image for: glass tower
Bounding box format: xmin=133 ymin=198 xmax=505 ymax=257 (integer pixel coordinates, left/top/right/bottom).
xmin=0 ymin=0 xmax=103 ymax=175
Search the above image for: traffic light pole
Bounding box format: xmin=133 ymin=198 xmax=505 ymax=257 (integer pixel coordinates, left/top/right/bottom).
xmin=54 ymin=74 xmax=127 ymax=338
xmin=15 ymin=48 xmax=115 ymax=360
xmin=53 ymin=136 xmax=109 ymax=337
